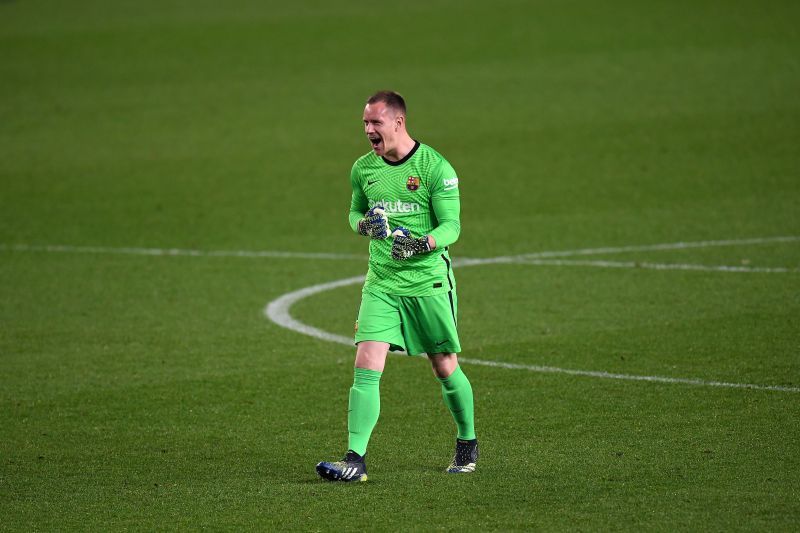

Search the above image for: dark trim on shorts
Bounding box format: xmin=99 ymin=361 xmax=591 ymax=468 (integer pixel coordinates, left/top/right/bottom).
xmin=441 ymin=254 xmax=454 ymax=290
xmin=441 ymin=254 xmax=457 ymax=327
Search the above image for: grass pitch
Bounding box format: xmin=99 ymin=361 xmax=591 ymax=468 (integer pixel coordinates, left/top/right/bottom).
xmin=1 ymin=0 xmax=799 ymax=530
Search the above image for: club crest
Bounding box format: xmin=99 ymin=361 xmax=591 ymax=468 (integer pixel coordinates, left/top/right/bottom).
xmin=406 ymin=176 xmax=420 ymax=191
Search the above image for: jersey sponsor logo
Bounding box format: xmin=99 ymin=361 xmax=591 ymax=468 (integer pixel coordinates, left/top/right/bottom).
xmin=406 ymin=176 xmax=420 ymax=191
xmin=367 ymin=179 xmax=379 ymax=186
xmin=443 ymin=177 xmax=459 ymax=191
xmin=368 ymin=199 xmax=421 ymax=214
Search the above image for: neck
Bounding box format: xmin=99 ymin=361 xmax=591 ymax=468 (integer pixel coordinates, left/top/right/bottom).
xmin=384 ymin=134 xmax=416 ymax=162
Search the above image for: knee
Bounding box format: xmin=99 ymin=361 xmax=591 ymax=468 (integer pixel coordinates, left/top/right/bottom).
xmin=429 ymin=353 xmax=458 ymax=379
xmin=355 ymin=341 xmax=389 ymax=372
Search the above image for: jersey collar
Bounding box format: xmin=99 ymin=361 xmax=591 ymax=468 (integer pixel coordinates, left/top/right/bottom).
xmin=381 ymin=140 xmax=420 ymax=166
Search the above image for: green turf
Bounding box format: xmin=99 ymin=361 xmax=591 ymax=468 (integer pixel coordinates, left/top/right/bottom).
xmin=2 ymin=0 xmax=799 ymax=530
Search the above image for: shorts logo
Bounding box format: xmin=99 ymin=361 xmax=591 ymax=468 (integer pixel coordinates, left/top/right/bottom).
xmin=406 ymin=176 xmax=420 ymax=191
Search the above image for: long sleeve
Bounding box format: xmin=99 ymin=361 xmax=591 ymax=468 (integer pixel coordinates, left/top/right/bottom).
xmin=428 ymin=160 xmax=461 ymax=248
xmin=349 ymin=163 xmax=368 ymax=232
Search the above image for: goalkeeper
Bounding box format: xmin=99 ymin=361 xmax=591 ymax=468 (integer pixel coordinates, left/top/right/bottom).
xmin=316 ymin=91 xmax=478 ymax=482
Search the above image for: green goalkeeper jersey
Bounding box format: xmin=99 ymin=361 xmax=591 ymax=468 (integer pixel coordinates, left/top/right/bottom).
xmin=349 ymin=141 xmax=461 ymax=297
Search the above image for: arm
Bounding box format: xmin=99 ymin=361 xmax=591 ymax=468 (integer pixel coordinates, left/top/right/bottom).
xmin=428 ymin=159 xmax=461 ymax=248
xmin=391 ymin=159 xmax=461 ymax=259
xmin=349 ymin=163 xmax=368 ymax=233
xmin=349 ymin=162 xmax=390 ymax=239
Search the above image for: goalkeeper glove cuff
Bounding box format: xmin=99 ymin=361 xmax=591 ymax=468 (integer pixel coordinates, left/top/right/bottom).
xmin=391 ymin=227 xmax=432 ymax=260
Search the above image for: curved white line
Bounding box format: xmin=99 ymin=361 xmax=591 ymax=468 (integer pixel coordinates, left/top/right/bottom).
xmin=264 ymin=251 xmax=800 ymax=393
xmin=3 ymin=238 xmax=796 ymax=390
xmin=265 ymin=275 xmax=365 ymax=346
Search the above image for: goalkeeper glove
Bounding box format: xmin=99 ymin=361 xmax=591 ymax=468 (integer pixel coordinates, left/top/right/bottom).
xmin=357 ymin=205 xmax=390 ymax=240
xmin=391 ymin=227 xmax=431 ymax=260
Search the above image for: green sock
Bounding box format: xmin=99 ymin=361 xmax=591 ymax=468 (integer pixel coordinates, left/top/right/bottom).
xmin=347 ymin=367 xmax=382 ymax=456
xmin=438 ymin=365 xmax=476 ymax=440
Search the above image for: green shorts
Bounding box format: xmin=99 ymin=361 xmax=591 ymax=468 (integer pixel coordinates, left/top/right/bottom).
xmin=354 ymin=288 xmax=461 ymax=356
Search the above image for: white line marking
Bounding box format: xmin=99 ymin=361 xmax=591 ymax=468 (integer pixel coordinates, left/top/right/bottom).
xmin=3 ymin=237 xmax=798 ymax=390
xmin=458 ymin=358 xmax=800 ymax=393
xmin=3 ymin=235 xmax=798 ymax=272
xmin=510 ymin=258 xmax=797 ymax=274
xmin=0 ymin=243 xmax=364 ymax=261
xmin=455 ymin=235 xmax=800 ymax=267
xmin=265 ymin=275 xmax=365 ymax=347
xmin=262 ymin=272 xmax=800 ymax=394
xmin=516 ymin=235 xmax=800 ymax=259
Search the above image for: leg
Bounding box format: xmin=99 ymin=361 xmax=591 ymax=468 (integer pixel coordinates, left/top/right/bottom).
xmin=396 ymin=289 xmax=477 ymax=473
xmin=348 ymin=292 xmax=398 ymax=451
xmin=316 ymin=342 xmax=389 ymax=482
xmin=430 ymin=352 xmax=479 ymax=473
xmin=356 ymin=340 xmax=390 ymax=372
xmin=429 ymin=353 xmax=476 ymax=440
xmin=317 ymin=290 xmax=401 ymax=482
xmin=428 ymin=352 xmax=458 ymax=378
xmin=346 ymin=341 xmax=389 ymax=457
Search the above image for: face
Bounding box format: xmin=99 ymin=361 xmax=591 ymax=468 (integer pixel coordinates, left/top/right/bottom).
xmin=363 ymin=101 xmax=402 ymax=157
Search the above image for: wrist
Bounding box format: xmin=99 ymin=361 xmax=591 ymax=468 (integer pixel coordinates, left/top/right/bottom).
xmin=418 ymin=236 xmax=432 ymax=254
xmin=425 ymin=235 xmax=436 ymax=251
xmin=357 ymin=219 xmax=369 ymax=237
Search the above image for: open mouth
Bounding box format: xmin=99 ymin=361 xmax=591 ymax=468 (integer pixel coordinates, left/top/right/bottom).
xmin=368 ymin=135 xmax=382 ymax=149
